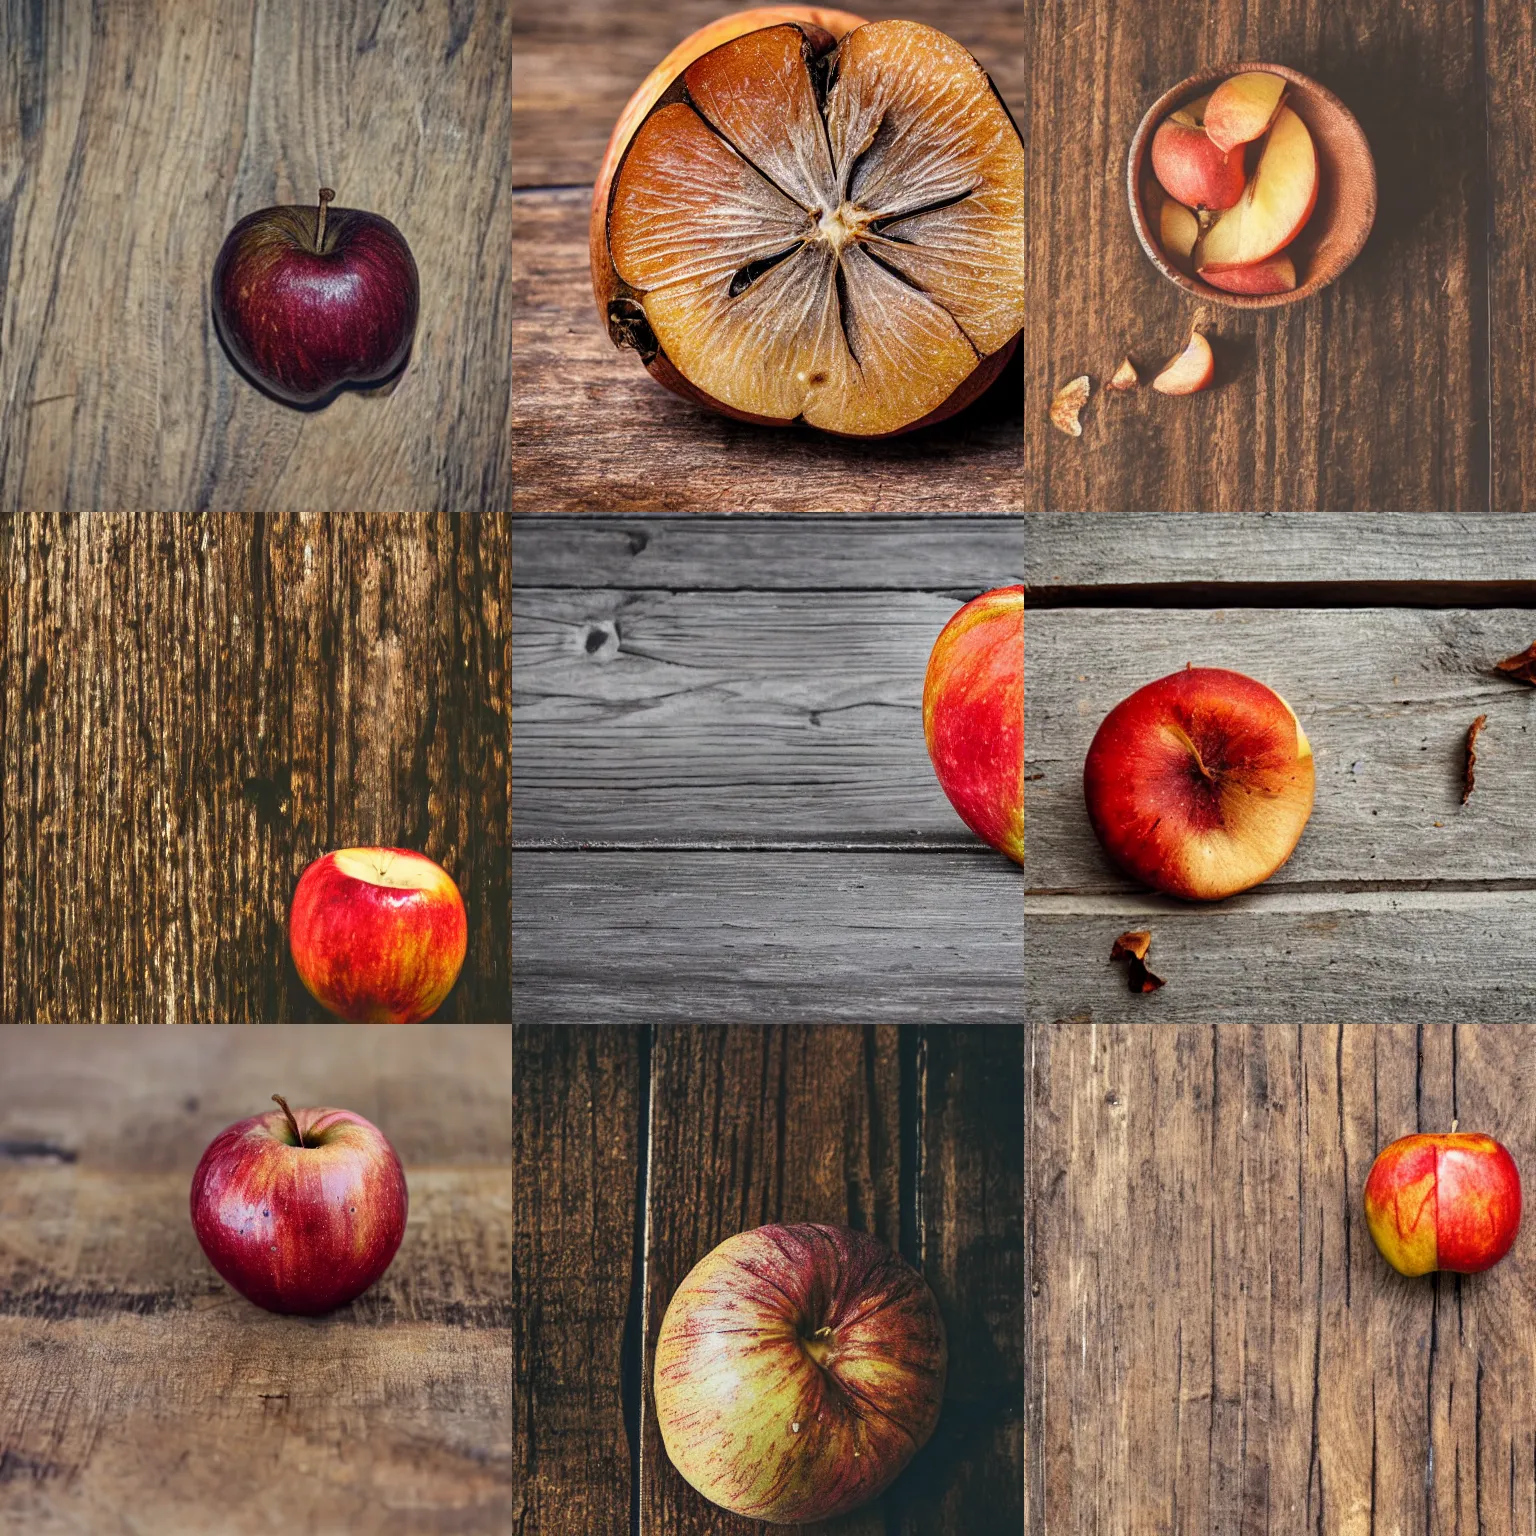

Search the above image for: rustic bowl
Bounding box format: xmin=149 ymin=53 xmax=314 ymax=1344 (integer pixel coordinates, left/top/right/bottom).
xmin=1127 ymin=62 xmax=1376 ymax=310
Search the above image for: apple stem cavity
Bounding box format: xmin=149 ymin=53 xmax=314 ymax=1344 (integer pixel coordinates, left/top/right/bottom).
xmin=314 ymin=187 xmax=335 ymax=253
xmin=272 ymin=1093 xmax=307 ymax=1148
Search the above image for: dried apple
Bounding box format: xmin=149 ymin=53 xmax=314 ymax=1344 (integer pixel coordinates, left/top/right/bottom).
xmin=590 ymin=9 xmax=1024 ymax=437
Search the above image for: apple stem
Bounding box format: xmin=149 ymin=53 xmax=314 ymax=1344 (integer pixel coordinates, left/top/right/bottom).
xmin=314 ymin=187 xmax=335 ymax=253
xmin=272 ymin=1094 xmax=307 ymax=1148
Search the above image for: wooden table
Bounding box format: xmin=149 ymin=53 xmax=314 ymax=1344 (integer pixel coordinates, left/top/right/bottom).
xmin=1031 ymin=1023 xmax=1536 ymax=1531
xmin=513 ymin=1023 xmax=1025 ymax=1534
xmin=512 ymin=1 xmax=1024 ymax=511
xmin=1025 ymin=0 xmax=1536 ymax=511
xmin=511 ymin=515 xmax=1023 ymax=1022
xmin=1025 ymin=514 xmax=1536 ymax=1024
xmin=0 ymin=1025 xmax=514 ymax=1535
xmin=0 ymin=514 xmax=511 ymax=1024
xmin=1 ymin=1 xmax=511 ymax=513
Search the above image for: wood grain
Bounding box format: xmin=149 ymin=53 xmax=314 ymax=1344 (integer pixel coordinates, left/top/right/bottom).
xmin=0 ymin=1024 xmax=513 ymax=1536
xmin=1024 ymin=0 xmax=1487 ymax=511
xmin=1023 ymin=513 xmax=1536 ymax=589
xmin=0 ymin=513 xmax=511 ymax=1024
xmin=0 ymin=0 xmax=511 ymax=513
xmin=1030 ymin=1023 xmax=1536 ymax=1532
xmin=512 ymin=1025 xmax=640 ymax=1536
xmin=513 ymin=850 xmax=1023 ymax=1024
xmin=638 ymin=1024 xmax=1024 ymax=1535
xmin=511 ymin=193 xmax=1024 ymax=513
xmin=1487 ymin=0 xmax=1536 ymax=511
xmin=513 ymin=588 xmax=990 ymax=845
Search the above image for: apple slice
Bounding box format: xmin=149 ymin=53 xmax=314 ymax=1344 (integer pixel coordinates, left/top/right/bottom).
xmin=1197 ymin=106 xmax=1317 ymax=272
xmin=1151 ymin=104 xmax=1245 ymax=211
xmin=1158 ymin=195 xmax=1200 ymax=270
xmin=1202 ymin=252 xmax=1296 ymax=295
xmin=1107 ymin=357 xmax=1139 ymax=390
xmin=1204 ymin=72 xmax=1286 ymax=154
xmin=1151 ymin=331 xmax=1213 ymax=395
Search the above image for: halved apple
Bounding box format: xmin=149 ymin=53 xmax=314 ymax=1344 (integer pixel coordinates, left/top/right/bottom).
xmin=1203 ymin=72 xmax=1286 ymax=154
xmin=592 ymin=13 xmax=1024 ymax=437
xmin=1197 ymin=106 xmax=1317 ymax=272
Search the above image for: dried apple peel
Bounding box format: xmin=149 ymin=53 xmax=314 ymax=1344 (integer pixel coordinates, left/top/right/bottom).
xmin=600 ymin=19 xmax=1023 ymax=436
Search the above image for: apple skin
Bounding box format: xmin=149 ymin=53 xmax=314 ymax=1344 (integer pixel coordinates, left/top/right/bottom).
xmin=1365 ymin=1133 xmax=1522 ymax=1277
xmin=1151 ymin=116 xmax=1246 ymax=211
xmin=923 ymin=586 xmax=1024 ymax=864
xmin=212 ymin=195 xmax=419 ymax=405
xmin=654 ymin=1223 xmax=945 ymax=1523
xmin=1082 ymin=666 xmax=1315 ymax=900
xmin=289 ymin=848 xmax=468 ymax=1023
xmin=190 ymin=1101 xmax=408 ymax=1315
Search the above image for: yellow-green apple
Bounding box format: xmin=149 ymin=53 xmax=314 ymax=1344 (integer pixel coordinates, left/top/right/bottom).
xmin=653 ymin=1223 xmax=946 ymax=1523
xmin=1365 ymin=1132 xmax=1521 ymax=1276
xmin=923 ymin=585 xmax=1023 ymax=864
xmin=1082 ymin=666 xmax=1315 ymax=900
xmin=1150 ymin=95 xmax=1246 ymax=211
xmin=1203 ymin=71 xmax=1287 ymax=154
xmin=190 ymin=1095 xmax=408 ymax=1315
xmin=1151 ymin=330 xmax=1214 ymax=394
xmin=1198 ymin=106 xmax=1317 ymax=271
xmin=1202 ymin=252 xmax=1296 ymax=295
xmin=1158 ymin=195 xmax=1200 ymax=271
xmin=289 ymin=848 xmax=467 ymax=1022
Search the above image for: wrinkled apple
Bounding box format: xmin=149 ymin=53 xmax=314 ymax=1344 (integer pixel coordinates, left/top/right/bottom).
xmin=591 ymin=9 xmax=1023 ymax=436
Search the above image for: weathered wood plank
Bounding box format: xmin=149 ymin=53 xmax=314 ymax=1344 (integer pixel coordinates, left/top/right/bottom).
xmin=512 ymin=851 xmax=1023 ymax=1024
xmin=1022 ymin=513 xmax=1536 ymax=589
xmin=511 ymin=190 xmax=1025 ymax=513
xmin=511 ymin=517 xmax=1025 ymax=588
xmin=513 ymin=0 xmax=1024 ymax=192
xmin=1027 ymin=606 xmax=1536 ymax=890
xmin=1024 ymin=1 xmax=1485 ymax=511
xmin=0 ymin=0 xmax=510 ymax=513
xmin=1030 ymin=1024 xmax=1536 ymax=1532
xmin=1026 ymin=894 xmax=1536 ymax=1024
xmin=0 ymin=1025 xmax=513 ymax=1536
xmin=1487 ymin=0 xmax=1536 ymax=511
xmin=0 ymin=513 xmax=511 ymax=1023
xmin=513 ymin=589 xmax=996 ymax=845
xmin=512 ymin=1026 xmax=639 ymax=1536
xmin=639 ymin=1025 xmax=1024 ymax=1535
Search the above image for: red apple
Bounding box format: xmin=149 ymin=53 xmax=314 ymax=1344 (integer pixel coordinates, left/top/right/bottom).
xmin=212 ymin=187 xmax=419 ymax=406
xmin=289 ymin=848 xmax=467 ymax=1022
xmin=923 ymin=586 xmax=1023 ymax=864
xmin=1365 ymin=1132 xmax=1522 ymax=1276
xmin=190 ymin=1095 xmax=408 ymax=1315
xmin=1082 ymin=666 xmax=1315 ymax=900
xmin=653 ymin=1223 xmax=945 ymax=1522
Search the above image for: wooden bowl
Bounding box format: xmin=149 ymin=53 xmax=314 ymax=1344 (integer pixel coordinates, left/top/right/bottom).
xmin=1126 ymin=62 xmax=1376 ymax=310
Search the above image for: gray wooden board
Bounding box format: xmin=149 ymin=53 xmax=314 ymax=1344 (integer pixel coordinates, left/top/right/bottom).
xmin=1022 ymin=513 xmax=1536 ymax=588
xmin=1026 ymin=607 xmax=1536 ymax=889
xmin=511 ymin=516 xmax=1025 ymax=589
xmin=511 ymin=851 xmax=1023 ymax=1024
xmin=1027 ymin=605 xmax=1536 ymax=1022
xmin=514 ymin=589 xmax=1001 ymax=844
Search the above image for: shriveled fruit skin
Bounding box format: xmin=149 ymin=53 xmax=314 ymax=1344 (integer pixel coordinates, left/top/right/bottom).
xmin=589 ymin=7 xmax=868 ymax=325
xmin=592 ymin=12 xmax=1023 ymax=437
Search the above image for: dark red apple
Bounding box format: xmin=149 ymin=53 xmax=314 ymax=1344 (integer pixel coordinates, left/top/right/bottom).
xmin=212 ymin=187 xmax=419 ymax=405
xmin=190 ymin=1095 xmax=408 ymax=1315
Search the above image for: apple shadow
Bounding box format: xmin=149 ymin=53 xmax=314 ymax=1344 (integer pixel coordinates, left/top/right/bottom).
xmin=211 ymin=304 xmax=416 ymax=413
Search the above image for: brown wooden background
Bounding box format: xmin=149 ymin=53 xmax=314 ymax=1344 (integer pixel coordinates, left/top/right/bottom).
xmin=513 ymin=1023 xmax=1026 ymax=1534
xmin=512 ymin=1 xmax=1024 ymax=511
xmin=0 ymin=1024 xmax=514 ymax=1535
xmin=1024 ymin=0 xmax=1536 ymax=510
xmin=0 ymin=0 xmax=511 ymax=513
xmin=0 ymin=513 xmax=510 ymax=1023
xmin=1032 ymin=1023 xmax=1536 ymax=1532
